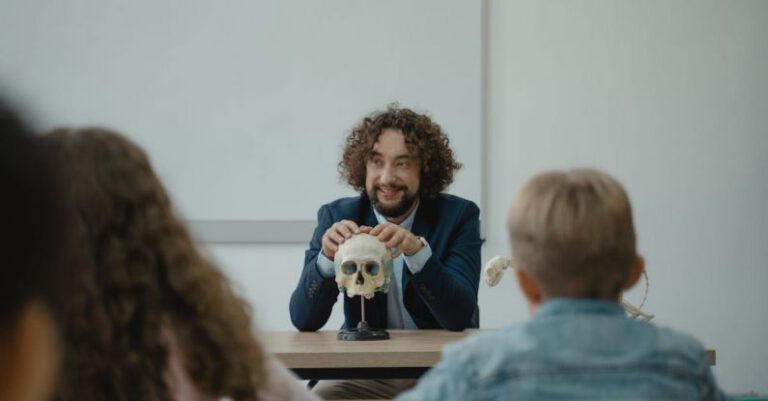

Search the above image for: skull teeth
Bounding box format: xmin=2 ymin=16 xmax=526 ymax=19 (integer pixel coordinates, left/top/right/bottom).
xmin=334 ymin=233 xmax=393 ymax=298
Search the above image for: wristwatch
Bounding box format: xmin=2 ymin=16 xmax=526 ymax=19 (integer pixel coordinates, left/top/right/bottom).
xmin=406 ymin=236 xmax=428 ymax=256
xmin=417 ymin=236 xmax=429 ymax=248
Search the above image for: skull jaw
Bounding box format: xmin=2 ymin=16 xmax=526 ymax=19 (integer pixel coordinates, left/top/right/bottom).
xmin=350 ymin=290 xmax=376 ymax=300
xmin=343 ymin=284 xmax=378 ymax=299
xmin=335 ymin=276 xmax=378 ymax=299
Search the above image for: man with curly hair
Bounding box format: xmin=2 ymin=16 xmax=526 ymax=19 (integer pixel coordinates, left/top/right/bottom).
xmin=289 ymin=105 xmax=482 ymax=399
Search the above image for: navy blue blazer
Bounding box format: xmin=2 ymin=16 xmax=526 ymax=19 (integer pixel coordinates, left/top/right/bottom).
xmin=289 ymin=193 xmax=482 ymax=332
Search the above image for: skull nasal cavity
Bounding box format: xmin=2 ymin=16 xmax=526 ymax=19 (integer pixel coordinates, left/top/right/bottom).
xmin=356 ymin=272 xmax=364 ymax=285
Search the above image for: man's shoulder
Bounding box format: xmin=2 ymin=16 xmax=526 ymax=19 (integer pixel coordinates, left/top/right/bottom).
xmin=432 ymin=193 xmax=477 ymax=206
xmin=428 ymin=193 xmax=480 ymax=214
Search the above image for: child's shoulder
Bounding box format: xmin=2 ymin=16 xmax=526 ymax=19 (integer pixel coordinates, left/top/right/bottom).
xmin=442 ymin=325 xmax=530 ymax=365
xmin=651 ymin=323 xmax=710 ymax=361
xmin=448 ymin=319 xmax=709 ymax=364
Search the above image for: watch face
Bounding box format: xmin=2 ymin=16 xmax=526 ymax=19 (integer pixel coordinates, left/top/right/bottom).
xmin=410 ymin=236 xmax=427 ymax=255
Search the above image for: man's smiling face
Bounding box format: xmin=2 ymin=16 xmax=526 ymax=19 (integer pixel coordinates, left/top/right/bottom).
xmin=365 ymin=128 xmax=421 ymax=220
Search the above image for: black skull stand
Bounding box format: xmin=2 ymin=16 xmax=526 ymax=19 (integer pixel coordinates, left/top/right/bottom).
xmin=337 ymin=295 xmax=390 ymax=341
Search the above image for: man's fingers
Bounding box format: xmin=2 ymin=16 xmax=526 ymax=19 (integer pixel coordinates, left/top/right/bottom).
xmin=386 ymin=231 xmax=406 ymax=249
xmin=323 ymin=219 xmax=371 ymax=259
xmin=323 ymin=219 xmax=365 ymax=258
xmin=359 ymin=225 xmax=373 ymax=233
xmin=361 ymin=223 xmax=413 ymax=256
xmin=323 ymin=226 xmax=345 ymax=249
xmin=370 ymin=222 xmax=395 ymax=236
xmin=335 ymin=223 xmax=354 ymax=239
xmin=323 ymin=240 xmax=338 ymax=252
xmin=376 ymin=225 xmax=397 ymax=241
xmin=321 ymin=237 xmax=338 ymax=258
xmin=390 ymin=247 xmax=403 ymax=258
xmin=369 ymin=225 xmax=382 ymax=235
xmin=325 ymin=227 xmax=342 ymax=243
xmin=338 ymin=220 xmax=361 ymax=236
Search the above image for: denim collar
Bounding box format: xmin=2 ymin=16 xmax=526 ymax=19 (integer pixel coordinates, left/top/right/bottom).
xmin=533 ymin=298 xmax=625 ymax=320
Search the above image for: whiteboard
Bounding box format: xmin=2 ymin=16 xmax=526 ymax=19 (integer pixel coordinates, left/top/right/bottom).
xmin=0 ymin=1 xmax=483 ymax=223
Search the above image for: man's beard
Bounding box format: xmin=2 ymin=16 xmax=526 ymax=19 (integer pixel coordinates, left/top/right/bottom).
xmin=368 ymin=185 xmax=418 ymax=219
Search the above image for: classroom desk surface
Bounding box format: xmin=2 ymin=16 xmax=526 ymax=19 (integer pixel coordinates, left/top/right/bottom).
xmin=261 ymin=329 xmax=473 ymax=380
xmin=260 ymin=329 xmax=716 ymax=380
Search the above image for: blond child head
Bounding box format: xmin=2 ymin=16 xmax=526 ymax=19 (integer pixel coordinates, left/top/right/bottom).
xmin=508 ymin=168 xmax=643 ymax=304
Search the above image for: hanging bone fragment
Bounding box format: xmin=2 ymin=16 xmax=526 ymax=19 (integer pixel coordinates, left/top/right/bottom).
xmin=483 ymin=255 xmax=513 ymax=287
xmin=334 ymin=233 xmax=394 ymax=299
xmin=483 ymin=255 xmax=654 ymax=321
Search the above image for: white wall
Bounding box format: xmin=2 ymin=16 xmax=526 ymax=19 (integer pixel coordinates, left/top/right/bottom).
xmin=0 ymin=0 xmax=482 ymax=221
xmin=208 ymin=244 xmax=345 ymax=331
xmin=484 ymin=0 xmax=768 ymax=394
xmin=209 ymin=0 xmax=768 ymax=395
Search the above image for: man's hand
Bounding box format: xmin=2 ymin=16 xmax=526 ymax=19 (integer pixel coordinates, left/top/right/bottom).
xmin=321 ymin=220 xmax=371 ymax=259
xmin=369 ymin=223 xmax=424 ymax=257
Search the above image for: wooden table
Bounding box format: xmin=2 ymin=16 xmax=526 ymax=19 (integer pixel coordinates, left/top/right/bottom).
xmin=260 ymin=329 xmax=717 ymax=380
xmin=260 ymin=329 xmax=475 ymax=380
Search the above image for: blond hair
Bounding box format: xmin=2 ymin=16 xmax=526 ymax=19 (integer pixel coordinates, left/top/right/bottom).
xmin=507 ymin=168 xmax=636 ymax=300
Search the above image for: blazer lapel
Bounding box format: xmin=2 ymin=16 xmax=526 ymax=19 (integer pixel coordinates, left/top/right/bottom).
xmin=359 ymin=198 xmax=379 ymax=230
xmin=410 ymin=200 xmax=433 ymax=242
xmin=402 ymin=198 xmax=434 ymax=287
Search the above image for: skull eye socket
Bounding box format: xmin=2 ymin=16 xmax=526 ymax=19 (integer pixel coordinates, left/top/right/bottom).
xmin=341 ymin=261 xmax=357 ymax=275
xmin=364 ymin=261 xmax=380 ymax=276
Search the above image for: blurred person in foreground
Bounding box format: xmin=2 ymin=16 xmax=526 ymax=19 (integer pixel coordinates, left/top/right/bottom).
xmin=45 ymin=128 xmax=319 ymax=401
xmin=0 ymin=101 xmax=71 ymax=401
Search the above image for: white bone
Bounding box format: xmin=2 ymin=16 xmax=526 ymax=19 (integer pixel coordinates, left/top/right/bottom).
xmin=483 ymin=255 xmax=513 ymax=287
xmin=483 ymin=255 xmax=654 ymax=321
xmin=622 ymin=299 xmax=654 ymax=321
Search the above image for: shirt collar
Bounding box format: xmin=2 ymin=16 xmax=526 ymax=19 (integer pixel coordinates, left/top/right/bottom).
xmin=372 ymin=200 xmax=420 ymax=231
xmin=533 ymin=298 xmax=626 ymax=320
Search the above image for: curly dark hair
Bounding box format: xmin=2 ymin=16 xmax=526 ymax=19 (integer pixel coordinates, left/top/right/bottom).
xmin=45 ymin=128 xmax=267 ymax=401
xmin=339 ymin=105 xmax=462 ymax=198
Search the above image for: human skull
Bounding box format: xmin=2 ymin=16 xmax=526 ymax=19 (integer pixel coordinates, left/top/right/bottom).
xmin=334 ymin=233 xmax=393 ymax=299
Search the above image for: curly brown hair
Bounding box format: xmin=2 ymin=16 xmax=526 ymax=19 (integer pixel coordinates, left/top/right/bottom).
xmin=339 ymin=105 xmax=462 ymax=198
xmin=45 ymin=128 xmax=267 ymax=401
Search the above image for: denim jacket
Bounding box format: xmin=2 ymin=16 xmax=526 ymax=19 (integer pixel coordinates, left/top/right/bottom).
xmin=397 ymin=299 xmax=728 ymax=401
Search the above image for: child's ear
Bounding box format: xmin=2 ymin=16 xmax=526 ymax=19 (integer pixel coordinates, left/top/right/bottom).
xmin=515 ymin=267 xmax=543 ymax=305
xmin=622 ymin=254 xmax=645 ymax=291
